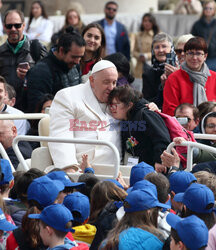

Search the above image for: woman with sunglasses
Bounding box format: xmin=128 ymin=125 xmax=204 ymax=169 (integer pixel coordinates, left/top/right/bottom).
xmin=174 ymin=34 xmax=194 ymax=65
xmin=163 ymin=37 xmax=216 ymax=116
xmin=191 ymin=0 xmax=216 ymax=71
xmin=25 ymin=1 xmax=53 ymax=44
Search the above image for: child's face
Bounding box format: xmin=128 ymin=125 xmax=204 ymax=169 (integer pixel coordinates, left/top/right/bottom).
xmin=170 ymin=236 xmax=180 ymax=250
xmin=39 ymin=222 xmax=49 ymax=246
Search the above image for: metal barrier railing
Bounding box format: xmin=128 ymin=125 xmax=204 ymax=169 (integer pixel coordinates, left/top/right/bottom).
xmin=194 ymin=133 xmax=216 ymax=141
xmin=12 ymin=135 xmax=120 ymax=178
xmin=0 ymin=113 xmax=49 ymax=120
xmin=167 ymin=141 xmax=216 ymax=172
xmin=0 ymin=143 xmax=15 ymax=172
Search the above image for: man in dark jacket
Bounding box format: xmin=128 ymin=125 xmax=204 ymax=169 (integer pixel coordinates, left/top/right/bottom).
xmin=0 ymin=120 xmax=32 ymax=169
xmin=98 ymin=1 xmax=130 ymax=60
xmin=0 ymin=9 xmax=37 ymax=111
xmin=27 ymin=32 xmax=85 ymax=112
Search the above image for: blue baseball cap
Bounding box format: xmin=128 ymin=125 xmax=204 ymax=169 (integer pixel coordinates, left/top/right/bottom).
xmin=27 ymin=176 xmax=64 ymax=208
xmin=47 ymin=171 xmax=85 ymax=188
xmin=174 ymin=183 xmax=215 ymax=214
xmin=166 ymin=213 xmax=208 ymax=249
xmin=0 ymin=159 xmax=14 ymax=185
xmin=124 ymin=189 xmax=170 ymax=213
xmin=63 ymin=192 xmax=90 ymax=223
xmin=104 ymin=179 xmax=124 ymax=190
xmin=128 ymin=180 xmax=157 ymax=196
xmin=130 ymin=162 xmax=154 ymax=187
xmin=169 ymin=171 xmax=197 ymax=194
xmin=28 ymin=204 xmax=75 ymax=233
xmin=0 ymin=208 xmax=17 ymax=231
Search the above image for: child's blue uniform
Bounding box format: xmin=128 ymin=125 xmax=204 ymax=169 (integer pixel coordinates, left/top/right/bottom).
xmin=47 ymin=238 xmax=76 ymax=250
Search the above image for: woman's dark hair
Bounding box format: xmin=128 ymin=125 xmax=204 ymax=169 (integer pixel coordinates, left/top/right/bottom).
xmin=78 ymin=173 xmax=100 ymax=200
xmin=89 ymin=181 xmax=127 ymax=224
xmin=9 ymin=171 xmax=25 ymax=199
xmin=181 ymin=206 xmax=216 ymax=230
xmin=104 ymin=52 xmax=134 ymax=83
xmin=27 ymin=1 xmax=48 ymax=31
xmin=16 ymin=168 xmax=45 ymax=203
xmin=108 ymin=85 xmax=143 ymax=119
xmin=102 ymin=208 xmax=163 ymax=249
xmin=203 ymin=112 xmax=216 ymax=129
xmin=171 ymin=228 xmax=206 ymax=250
xmin=22 ymin=206 xmax=42 ymax=248
xmin=82 ymin=22 xmax=106 ymax=62
xmin=35 ymin=93 xmax=54 ymax=113
xmin=184 ymin=37 xmax=208 ymax=54
xmin=30 ymin=94 xmax=54 ymax=131
xmin=198 ymin=102 xmax=216 ymax=121
xmin=140 ymin=13 xmax=159 ymax=35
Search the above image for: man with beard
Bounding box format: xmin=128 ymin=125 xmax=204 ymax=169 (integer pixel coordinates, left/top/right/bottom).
xmin=98 ymin=1 xmax=130 ymax=60
xmin=0 ymin=9 xmax=45 ymax=111
xmin=26 ymin=31 xmax=85 ymax=112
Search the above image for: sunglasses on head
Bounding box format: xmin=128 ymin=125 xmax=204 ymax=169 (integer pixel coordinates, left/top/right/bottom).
xmin=5 ymin=23 xmax=22 ymax=29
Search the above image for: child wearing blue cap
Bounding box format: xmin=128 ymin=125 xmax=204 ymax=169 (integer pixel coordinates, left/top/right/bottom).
xmin=169 ymin=171 xmax=197 ymax=212
xmin=0 ymin=159 xmax=17 ymax=248
xmin=174 ymin=183 xmax=216 ymax=229
xmin=28 ymin=204 xmax=80 ymax=250
xmin=63 ymin=192 xmax=96 ymax=246
xmin=7 ymin=175 xmax=69 ymax=250
xmin=166 ymin=213 xmax=208 ymax=250
xmin=102 ymin=187 xmax=171 ymax=249
xmin=47 ymin=171 xmax=85 ymax=203
xmin=0 ymin=207 xmax=17 ymax=249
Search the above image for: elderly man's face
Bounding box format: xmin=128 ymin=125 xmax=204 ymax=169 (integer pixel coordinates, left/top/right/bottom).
xmin=90 ymin=67 xmax=118 ymax=103
xmin=175 ymin=107 xmax=199 ymax=131
xmin=0 ymin=121 xmax=17 ymax=149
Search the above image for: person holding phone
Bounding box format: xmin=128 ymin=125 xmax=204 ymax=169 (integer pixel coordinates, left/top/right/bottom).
xmin=142 ymin=32 xmax=178 ymax=108
xmin=0 ymin=9 xmax=45 ymax=111
xmin=163 ymin=37 xmax=216 ymax=116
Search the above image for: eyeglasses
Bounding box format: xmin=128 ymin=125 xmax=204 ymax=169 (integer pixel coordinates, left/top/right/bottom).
xmin=204 ymin=7 xmax=214 ymax=10
xmin=109 ymin=103 xmax=122 ymax=109
xmin=175 ymin=49 xmax=184 ymax=55
xmin=5 ymin=23 xmax=22 ymax=29
xmin=106 ymin=7 xmax=117 ymax=12
xmin=206 ymin=123 xmax=216 ymax=129
xmin=186 ymin=51 xmax=205 ymax=58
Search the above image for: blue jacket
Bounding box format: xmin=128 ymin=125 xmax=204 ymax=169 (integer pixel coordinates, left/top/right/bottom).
xmin=119 ymin=227 xmax=163 ymax=250
xmin=98 ymin=19 xmax=130 ymax=60
xmin=47 ymin=237 xmax=76 ymax=249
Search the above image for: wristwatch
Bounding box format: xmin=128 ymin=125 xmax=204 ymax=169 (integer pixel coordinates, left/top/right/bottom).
xmin=168 ymin=166 xmax=179 ymax=174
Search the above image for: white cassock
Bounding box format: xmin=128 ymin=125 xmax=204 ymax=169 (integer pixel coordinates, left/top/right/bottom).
xmin=48 ymin=80 xmax=121 ymax=168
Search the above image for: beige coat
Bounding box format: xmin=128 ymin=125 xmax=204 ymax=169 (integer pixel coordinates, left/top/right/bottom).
xmin=132 ymin=30 xmax=154 ymax=78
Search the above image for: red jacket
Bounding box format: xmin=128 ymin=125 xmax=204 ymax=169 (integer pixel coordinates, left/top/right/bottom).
xmin=162 ymin=68 xmax=216 ymax=116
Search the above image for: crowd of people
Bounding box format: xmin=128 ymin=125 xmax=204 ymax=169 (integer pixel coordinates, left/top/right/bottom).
xmin=0 ymin=0 xmax=216 ymax=249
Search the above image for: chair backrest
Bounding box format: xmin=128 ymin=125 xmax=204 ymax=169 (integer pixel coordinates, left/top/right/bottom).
xmin=30 ymin=147 xmax=53 ymax=171
xmin=38 ymin=116 xmax=50 ymax=147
